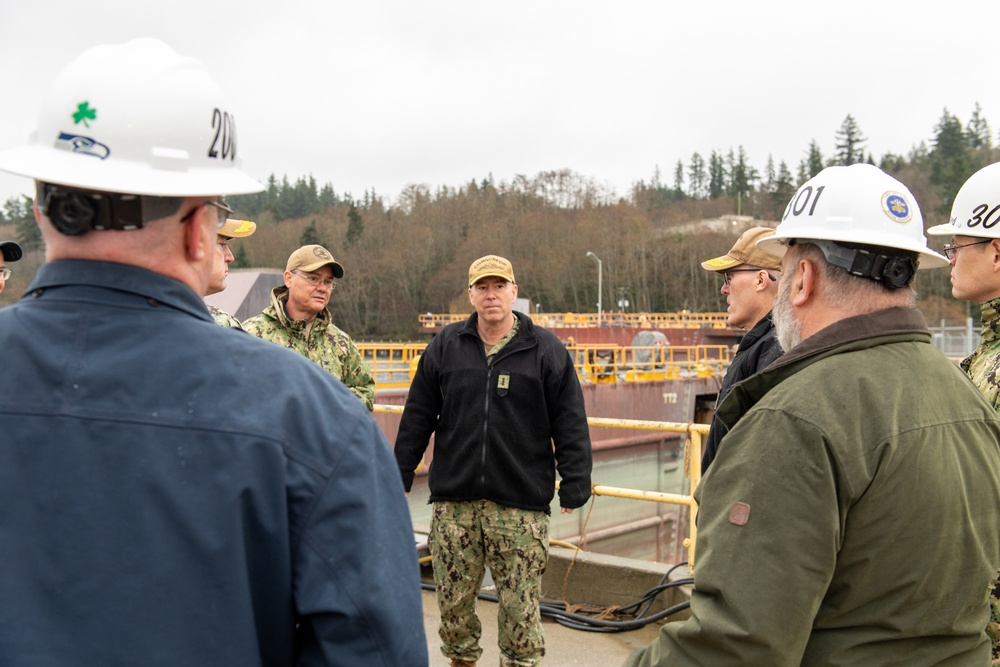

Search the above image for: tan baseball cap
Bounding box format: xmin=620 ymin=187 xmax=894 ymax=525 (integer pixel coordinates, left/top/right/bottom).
xmin=701 ymin=227 xmax=782 ymax=272
xmin=468 ymin=254 xmax=515 ymax=286
xmin=286 ymin=244 xmax=345 ymax=279
xmin=219 ymin=218 xmax=256 ymax=239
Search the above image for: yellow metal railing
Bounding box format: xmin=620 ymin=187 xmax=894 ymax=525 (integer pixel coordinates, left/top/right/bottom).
xmin=358 ymin=342 xmax=732 ymax=390
xmin=375 ymin=404 xmax=708 ymax=568
xmin=573 ymin=344 xmax=731 ymax=383
xmin=417 ymin=311 xmax=730 ymax=329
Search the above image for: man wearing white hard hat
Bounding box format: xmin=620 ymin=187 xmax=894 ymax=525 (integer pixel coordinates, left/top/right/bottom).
xmin=926 ymin=161 xmax=1000 ymax=663
xmin=626 ymin=164 xmax=1000 ymax=666
xmin=0 ymin=39 xmax=425 ymax=665
xmin=205 ymin=217 xmax=256 ymax=328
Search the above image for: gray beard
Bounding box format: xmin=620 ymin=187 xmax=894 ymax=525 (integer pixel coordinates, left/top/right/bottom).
xmin=772 ymin=279 xmax=802 ymax=353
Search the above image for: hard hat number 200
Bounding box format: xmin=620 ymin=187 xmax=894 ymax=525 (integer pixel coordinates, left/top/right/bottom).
xmin=782 ymin=185 xmax=826 ymax=221
xmin=967 ymin=203 xmax=1000 ymax=229
xmin=208 ymin=108 xmax=237 ymax=162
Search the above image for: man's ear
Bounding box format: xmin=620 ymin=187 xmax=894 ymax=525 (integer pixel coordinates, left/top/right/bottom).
xmin=791 ymin=258 xmax=816 ymax=307
xmin=991 ymin=239 xmax=1000 ymax=273
xmin=182 ymin=203 xmax=209 ymax=261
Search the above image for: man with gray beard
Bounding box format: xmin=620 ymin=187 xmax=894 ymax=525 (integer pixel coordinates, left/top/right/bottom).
xmin=625 ymin=163 xmax=1000 ymax=666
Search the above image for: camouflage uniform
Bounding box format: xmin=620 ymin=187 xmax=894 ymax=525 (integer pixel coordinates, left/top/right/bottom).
xmin=242 ymin=286 xmax=375 ymax=411
xmin=961 ymin=296 xmax=1000 ymax=665
xmin=430 ymin=500 xmax=549 ymax=667
xmin=207 ymin=304 xmax=243 ymax=330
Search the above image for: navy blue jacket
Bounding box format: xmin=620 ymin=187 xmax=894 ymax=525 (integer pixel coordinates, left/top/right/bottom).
xmin=0 ymin=260 xmax=426 ymax=667
xmin=395 ymin=311 xmax=592 ymax=512
xmin=701 ymin=312 xmax=782 ymax=474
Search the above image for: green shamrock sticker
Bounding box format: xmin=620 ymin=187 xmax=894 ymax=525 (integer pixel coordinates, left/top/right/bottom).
xmin=72 ymin=101 xmax=96 ymax=127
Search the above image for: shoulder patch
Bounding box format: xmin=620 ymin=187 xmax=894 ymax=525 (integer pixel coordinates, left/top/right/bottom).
xmin=728 ymin=501 xmax=751 ymax=526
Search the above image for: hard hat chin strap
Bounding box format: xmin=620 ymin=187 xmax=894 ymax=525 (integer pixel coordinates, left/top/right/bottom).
xmin=38 ymin=183 xmax=182 ymax=237
xmin=808 ymin=239 xmax=916 ymax=289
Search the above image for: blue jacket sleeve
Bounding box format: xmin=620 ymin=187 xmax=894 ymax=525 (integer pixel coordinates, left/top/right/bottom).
xmin=292 ymin=415 xmax=428 ymax=666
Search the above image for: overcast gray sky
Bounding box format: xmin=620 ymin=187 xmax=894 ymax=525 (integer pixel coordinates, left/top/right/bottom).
xmin=2 ymin=1 xmax=998 ymax=206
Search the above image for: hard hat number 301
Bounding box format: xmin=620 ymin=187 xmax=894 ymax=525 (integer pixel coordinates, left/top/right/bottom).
xmin=966 ymin=203 xmax=1000 ymax=229
xmin=208 ymin=108 xmax=237 ymax=161
xmin=782 ymin=185 xmax=826 ymax=221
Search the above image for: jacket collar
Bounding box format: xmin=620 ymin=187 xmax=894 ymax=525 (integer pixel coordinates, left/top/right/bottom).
xmin=268 ymin=285 xmax=331 ymax=328
xmin=738 ymin=311 xmax=775 ymax=350
xmin=460 ymin=310 xmax=534 ymax=339
xmin=772 ymin=306 xmax=929 ymax=370
xmin=717 ymin=307 xmax=930 ymax=428
xmin=25 ymin=259 xmax=212 ymax=322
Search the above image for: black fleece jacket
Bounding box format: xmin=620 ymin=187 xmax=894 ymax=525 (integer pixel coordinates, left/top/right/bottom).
xmin=394 ymin=311 xmax=593 ymax=512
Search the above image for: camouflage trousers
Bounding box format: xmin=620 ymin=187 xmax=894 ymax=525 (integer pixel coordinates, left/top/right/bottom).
xmin=429 ymin=500 xmax=549 ymax=667
xmin=990 ymin=575 xmax=1000 ymax=666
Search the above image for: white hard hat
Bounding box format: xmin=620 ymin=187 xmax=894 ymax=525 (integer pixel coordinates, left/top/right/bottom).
xmin=0 ymin=38 xmax=263 ymax=197
xmin=927 ymin=162 xmax=1000 ymax=238
xmin=757 ymin=163 xmax=948 ymax=269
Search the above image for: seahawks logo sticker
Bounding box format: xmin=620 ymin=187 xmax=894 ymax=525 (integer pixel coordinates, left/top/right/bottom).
xmin=55 ymin=132 xmax=110 ymax=160
xmin=882 ymin=191 xmax=912 ymax=224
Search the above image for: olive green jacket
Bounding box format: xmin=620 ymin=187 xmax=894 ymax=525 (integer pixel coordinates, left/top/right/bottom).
xmin=243 ymin=287 xmax=375 ymax=411
xmin=626 ymin=307 xmax=1000 ymax=666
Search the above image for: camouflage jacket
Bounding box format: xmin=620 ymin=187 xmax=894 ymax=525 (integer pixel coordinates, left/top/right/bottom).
xmin=962 ymin=296 xmax=1000 ymax=411
xmin=207 ymin=304 xmax=244 ymax=330
xmin=242 ymin=287 xmax=375 ymax=411
xmin=960 ymin=296 xmax=1000 ymax=664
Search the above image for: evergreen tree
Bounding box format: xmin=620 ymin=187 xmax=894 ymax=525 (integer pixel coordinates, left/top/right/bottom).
xmin=729 ymin=146 xmax=754 ymax=206
xmin=763 ymin=155 xmax=777 ymax=194
xmin=4 ymin=196 xmax=40 ymax=250
xmin=929 ymin=108 xmax=973 ymax=211
xmin=687 ymin=152 xmax=707 ymax=199
xmin=708 ymin=150 xmax=725 ymax=199
xmin=346 ymin=203 xmax=364 ymax=246
xmin=833 ymin=114 xmax=867 ymax=166
xmin=797 ymin=140 xmax=825 ymax=183
xmin=319 ymin=183 xmax=337 ymax=209
xmin=300 ymin=220 xmax=324 ymax=247
xmin=672 ymin=160 xmax=685 ymax=197
xmin=879 ymin=152 xmax=905 ymax=172
xmin=773 ymin=161 xmax=795 ymax=211
xmin=967 ymin=102 xmax=992 ymax=150
xmin=231 ymin=242 xmax=249 ymax=268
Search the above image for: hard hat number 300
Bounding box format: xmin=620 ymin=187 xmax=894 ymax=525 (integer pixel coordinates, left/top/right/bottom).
xmin=782 ymin=185 xmax=826 ymax=221
xmin=208 ymin=108 xmax=237 ymax=161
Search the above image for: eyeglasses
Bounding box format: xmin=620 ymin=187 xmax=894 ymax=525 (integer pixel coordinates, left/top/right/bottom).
xmin=942 ymin=238 xmax=992 ymax=260
xmin=293 ymin=271 xmax=337 ymax=289
xmin=723 ymin=269 xmax=776 ymax=285
xmin=180 ymin=198 xmax=234 ymax=228
xmin=0 ymin=267 xmax=8 ymax=281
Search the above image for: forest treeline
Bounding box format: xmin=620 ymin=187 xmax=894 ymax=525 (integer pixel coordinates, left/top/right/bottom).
xmin=0 ymin=108 xmax=993 ymax=339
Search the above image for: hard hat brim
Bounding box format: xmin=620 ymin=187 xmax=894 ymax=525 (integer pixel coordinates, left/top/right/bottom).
xmin=0 ymin=144 xmax=264 ymax=197
xmin=757 ymin=233 xmax=949 ymax=270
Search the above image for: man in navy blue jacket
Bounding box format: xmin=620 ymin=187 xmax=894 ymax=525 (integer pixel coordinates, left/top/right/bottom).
xmin=0 ymin=39 xmax=425 ymax=667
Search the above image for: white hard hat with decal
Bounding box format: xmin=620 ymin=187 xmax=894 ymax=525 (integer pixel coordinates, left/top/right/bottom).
xmin=757 ymin=163 xmax=948 ymax=270
xmin=927 ymin=162 xmax=1000 ymax=238
xmin=0 ymin=38 xmax=262 ymax=197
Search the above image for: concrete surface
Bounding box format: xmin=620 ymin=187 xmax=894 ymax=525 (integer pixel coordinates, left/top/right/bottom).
xmin=421 ymin=588 xmax=663 ymax=666
xmin=420 ymin=546 xmax=693 ymax=666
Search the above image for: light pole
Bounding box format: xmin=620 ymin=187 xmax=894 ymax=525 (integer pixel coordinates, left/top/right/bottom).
xmin=586 ymin=251 xmax=603 ymax=326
